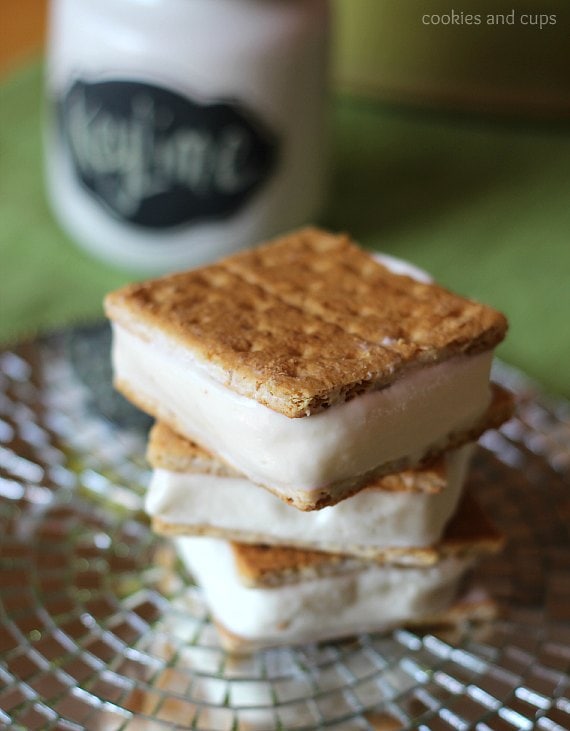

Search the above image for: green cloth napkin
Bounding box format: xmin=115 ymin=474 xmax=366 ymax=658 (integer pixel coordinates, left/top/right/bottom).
xmin=2 ymin=63 xmax=569 ymax=398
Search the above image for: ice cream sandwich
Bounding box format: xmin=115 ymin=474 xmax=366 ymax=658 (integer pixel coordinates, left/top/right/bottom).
xmin=105 ymin=228 xmax=508 ymax=510
xmin=146 ymin=382 xmax=511 ymax=548
xmin=146 ymin=425 xmax=473 ymax=558
xmin=175 ymin=494 xmax=503 ymax=652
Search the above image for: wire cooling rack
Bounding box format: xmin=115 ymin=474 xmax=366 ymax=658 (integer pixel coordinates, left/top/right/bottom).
xmin=0 ymin=323 xmax=569 ymax=731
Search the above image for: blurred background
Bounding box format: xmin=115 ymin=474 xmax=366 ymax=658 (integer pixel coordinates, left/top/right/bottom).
xmin=1 ymin=0 xmax=569 ymax=397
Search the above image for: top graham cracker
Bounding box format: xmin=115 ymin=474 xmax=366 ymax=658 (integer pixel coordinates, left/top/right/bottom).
xmin=105 ymin=228 xmax=507 ymax=418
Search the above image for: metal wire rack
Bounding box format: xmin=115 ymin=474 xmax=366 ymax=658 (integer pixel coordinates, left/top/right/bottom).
xmin=0 ymin=323 xmax=569 ymax=731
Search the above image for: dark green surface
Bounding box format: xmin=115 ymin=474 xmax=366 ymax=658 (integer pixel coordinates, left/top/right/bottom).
xmin=2 ymin=63 xmax=569 ymax=397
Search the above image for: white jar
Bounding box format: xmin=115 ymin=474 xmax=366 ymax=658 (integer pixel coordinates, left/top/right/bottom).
xmin=45 ymin=0 xmax=329 ymax=273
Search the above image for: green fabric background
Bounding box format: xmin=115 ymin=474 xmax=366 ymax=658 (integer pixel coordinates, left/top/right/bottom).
xmin=1 ymin=63 xmax=569 ymax=397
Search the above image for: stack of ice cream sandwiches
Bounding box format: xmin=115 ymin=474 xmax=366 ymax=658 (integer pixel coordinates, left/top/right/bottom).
xmin=105 ymin=228 xmax=513 ymax=653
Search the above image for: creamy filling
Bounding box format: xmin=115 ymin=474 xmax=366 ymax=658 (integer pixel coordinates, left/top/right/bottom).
xmin=176 ymin=537 xmax=473 ymax=644
xmin=113 ymin=322 xmax=491 ymax=493
xmin=147 ymin=445 xmax=472 ymax=551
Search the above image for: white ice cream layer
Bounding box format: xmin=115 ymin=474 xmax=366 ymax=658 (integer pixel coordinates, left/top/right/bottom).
xmin=176 ymin=537 xmax=472 ymax=645
xmin=113 ymin=323 xmax=491 ymax=494
xmin=147 ymin=445 xmax=472 ymax=552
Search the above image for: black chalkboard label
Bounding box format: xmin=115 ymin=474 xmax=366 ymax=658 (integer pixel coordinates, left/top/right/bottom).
xmin=57 ymin=79 xmax=279 ymax=229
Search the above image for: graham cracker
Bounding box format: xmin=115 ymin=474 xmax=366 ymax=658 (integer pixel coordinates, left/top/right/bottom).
xmin=224 ymin=228 xmax=506 ymax=358
xmin=148 ymin=422 xmax=240 ymax=478
xmin=143 ymin=382 xmax=513 ymax=511
xmin=228 ymin=492 xmax=504 ymax=588
xmin=105 ymin=227 xmax=507 ymax=418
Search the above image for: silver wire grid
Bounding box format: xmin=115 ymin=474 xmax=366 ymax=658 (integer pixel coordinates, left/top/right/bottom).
xmin=0 ymin=324 xmax=569 ymax=731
